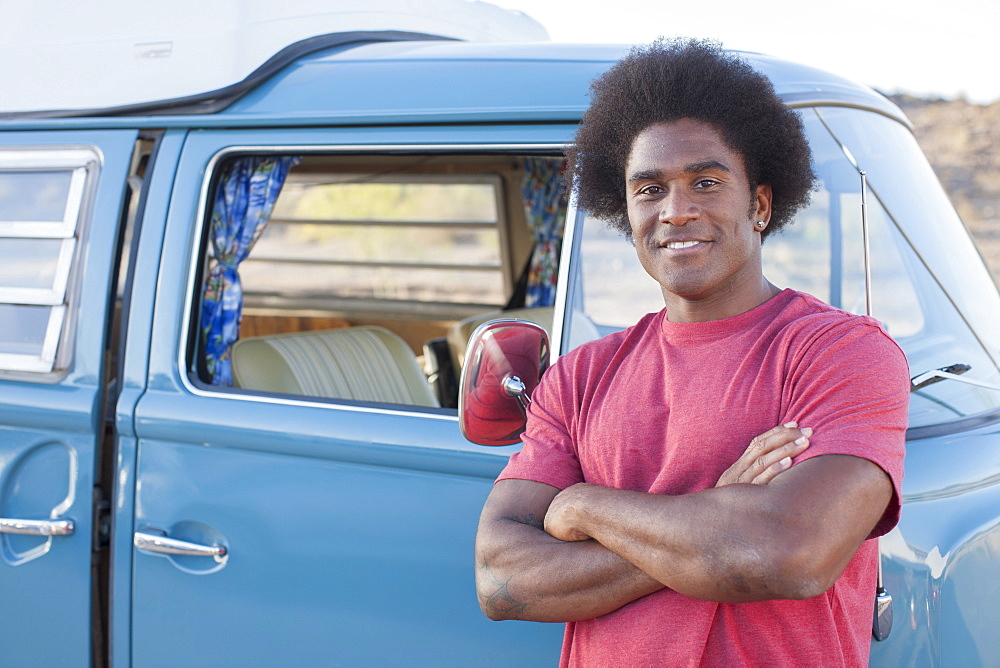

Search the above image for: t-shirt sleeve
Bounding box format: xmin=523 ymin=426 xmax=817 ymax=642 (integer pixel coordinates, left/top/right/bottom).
xmin=496 ymin=351 xmax=586 ymax=490
xmin=783 ymin=318 xmax=910 ymax=537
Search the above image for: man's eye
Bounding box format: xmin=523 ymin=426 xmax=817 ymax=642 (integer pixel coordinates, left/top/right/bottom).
xmin=695 ymin=179 xmax=718 ymax=188
xmin=639 ymin=185 xmax=662 ymax=195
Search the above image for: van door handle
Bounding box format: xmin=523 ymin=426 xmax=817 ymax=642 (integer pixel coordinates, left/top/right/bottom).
xmin=134 ymin=530 xmax=227 ymax=561
xmin=0 ymin=517 xmax=75 ymax=536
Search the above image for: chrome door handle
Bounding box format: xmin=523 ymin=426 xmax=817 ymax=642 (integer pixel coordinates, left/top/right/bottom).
xmin=134 ymin=530 xmax=227 ymax=562
xmin=0 ymin=517 xmax=75 ymax=536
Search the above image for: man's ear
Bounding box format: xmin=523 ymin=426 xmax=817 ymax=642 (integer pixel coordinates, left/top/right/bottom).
xmin=755 ymin=184 xmax=773 ymax=222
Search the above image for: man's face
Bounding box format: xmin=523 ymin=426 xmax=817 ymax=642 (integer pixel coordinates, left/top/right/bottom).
xmin=625 ymin=119 xmax=772 ymax=320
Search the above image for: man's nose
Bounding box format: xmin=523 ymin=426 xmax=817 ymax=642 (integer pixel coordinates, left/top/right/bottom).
xmin=658 ymin=190 xmax=698 ymax=226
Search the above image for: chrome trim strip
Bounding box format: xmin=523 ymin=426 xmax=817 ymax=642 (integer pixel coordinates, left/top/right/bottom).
xmin=269 ymin=217 xmax=496 ymax=228
xmin=50 ymin=237 xmax=76 ymax=302
xmin=177 ymin=143 xmax=567 ymax=419
xmin=194 ymin=384 xmax=462 ymax=419
xmin=40 ymin=304 xmax=65 ymax=367
xmin=0 ymin=148 xmax=96 ymax=169
xmin=61 ymin=166 xmax=89 ymax=233
xmin=550 ymin=189 xmax=579 ymax=361
xmin=781 ymin=95 xmax=911 ymax=129
xmin=0 ymin=517 xmax=75 ymax=536
xmin=0 ymin=352 xmax=55 ymax=373
xmin=244 ymin=256 xmax=500 ymax=271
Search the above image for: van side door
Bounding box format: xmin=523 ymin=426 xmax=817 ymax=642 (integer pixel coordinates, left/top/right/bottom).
xmin=0 ymin=129 xmax=137 ymax=667
xmin=124 ymin=127 xmax=566 ymax=666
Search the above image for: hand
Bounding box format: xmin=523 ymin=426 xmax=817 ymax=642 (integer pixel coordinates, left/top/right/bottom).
xmin=544 ymin=483 xmax=598 ymax=542
xmin=715 ymin=422 xmax=812 ymax=487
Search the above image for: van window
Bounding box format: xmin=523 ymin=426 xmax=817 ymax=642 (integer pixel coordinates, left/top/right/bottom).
xmin=0 ymin=149 xmax=96 ymax=374
xmin=191 ymin=152 xmax=566 ymax=411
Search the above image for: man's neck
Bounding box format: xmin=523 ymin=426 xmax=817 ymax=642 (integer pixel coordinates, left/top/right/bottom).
xmin=662 ymin=278 xmax=782 ymax=323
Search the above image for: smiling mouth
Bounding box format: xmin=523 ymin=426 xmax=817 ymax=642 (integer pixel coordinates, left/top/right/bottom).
xmin=663 ymin=240 xmax=704 ymax=249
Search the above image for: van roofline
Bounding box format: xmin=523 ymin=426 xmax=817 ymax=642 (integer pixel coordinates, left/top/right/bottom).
xmin=0 ymin=39 xmax=910 ymax=130
xmin=0 ymin=31 xmax=453 ymax=121
xmin=0 ymin=100 xmax=909 ymax=133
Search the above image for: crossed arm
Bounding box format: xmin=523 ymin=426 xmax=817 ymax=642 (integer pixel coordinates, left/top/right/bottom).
xmin=475 ymin=424 xmax=894 ymax=622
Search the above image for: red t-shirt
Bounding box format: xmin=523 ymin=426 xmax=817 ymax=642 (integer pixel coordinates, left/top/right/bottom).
xmin=498 ymin=289 xmax=909 ymax=667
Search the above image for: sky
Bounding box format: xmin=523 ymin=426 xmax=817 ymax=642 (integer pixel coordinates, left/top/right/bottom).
xmin=490 ymin=0 xmax=1000 ymax=104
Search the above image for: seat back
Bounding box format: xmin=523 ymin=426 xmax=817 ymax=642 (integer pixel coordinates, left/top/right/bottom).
xmin=447 ymin=306 xmax=554 ymax=371
xmin=231 ymin=326 xmax=439 ymax=407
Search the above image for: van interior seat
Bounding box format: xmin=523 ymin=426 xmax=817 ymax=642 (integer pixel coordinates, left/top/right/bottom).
xmin=231 ymin=326 xmax=440 ymax=407
xmin=447 ymin=306 xmax=555 ymax=371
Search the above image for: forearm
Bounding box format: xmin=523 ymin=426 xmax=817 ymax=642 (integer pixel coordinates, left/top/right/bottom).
xmin=475 ymin=481 xmax=663 ymax=622
xmin=548 ymin=456 xmax=891 ymax=603
xmin=563 ymin=485 xmax=809 ymax=602
xmin=476 ymin=519 xmax=661 ymax=621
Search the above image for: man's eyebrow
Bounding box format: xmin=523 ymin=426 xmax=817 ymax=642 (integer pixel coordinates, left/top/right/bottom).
xmin=685 ymin=160 xmax=731 ymax=174
xmin=627 ymin=161 xmax=731 ymax=184
xmin=627 ymin=169 xmax=663 ymax=184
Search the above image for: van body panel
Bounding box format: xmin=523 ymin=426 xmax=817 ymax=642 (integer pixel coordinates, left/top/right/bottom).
xmin=128 ymin=420 xmax=559 ymax=665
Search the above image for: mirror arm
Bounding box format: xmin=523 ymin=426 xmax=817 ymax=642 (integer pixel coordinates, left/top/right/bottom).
xmin=502 ymin=375 xmax=531 ymax=412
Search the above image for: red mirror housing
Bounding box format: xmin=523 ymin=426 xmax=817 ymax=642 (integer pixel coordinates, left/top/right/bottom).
xmin=458 ymin=319 xmax=549 ymax=446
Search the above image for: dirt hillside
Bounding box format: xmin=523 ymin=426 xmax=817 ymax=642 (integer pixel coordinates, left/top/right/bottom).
xmin=888 ymin=94 xmax=1000 ymax=285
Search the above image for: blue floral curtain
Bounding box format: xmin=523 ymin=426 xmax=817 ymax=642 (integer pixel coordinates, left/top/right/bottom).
xmin=201 ymin=156 xmax=300 ymax=385
xmin=521 ymin=157 xmax=567 ymax=308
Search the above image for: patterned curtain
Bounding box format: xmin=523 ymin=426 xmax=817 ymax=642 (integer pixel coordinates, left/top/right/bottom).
xmin=201 ymin=155 xmax=300 ymax=385
xmin=521 ymin=157 xmax=568 ymax=307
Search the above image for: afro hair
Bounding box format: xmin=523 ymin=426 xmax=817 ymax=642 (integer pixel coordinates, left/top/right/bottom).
xmin=566 ymin=38 xmax=815 ymax=240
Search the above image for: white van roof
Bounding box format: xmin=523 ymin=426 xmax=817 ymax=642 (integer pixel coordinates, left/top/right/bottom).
xmin=0 ymin=0 xmax=548 ymax=114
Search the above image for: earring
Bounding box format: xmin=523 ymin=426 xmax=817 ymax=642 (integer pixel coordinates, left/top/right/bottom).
xmin=755 ymin=220 xmax=766 ymax=230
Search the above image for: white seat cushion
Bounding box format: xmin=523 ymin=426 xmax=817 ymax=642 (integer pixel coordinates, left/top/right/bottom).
xmin=231 ymin=326 xmax=439 ymax=407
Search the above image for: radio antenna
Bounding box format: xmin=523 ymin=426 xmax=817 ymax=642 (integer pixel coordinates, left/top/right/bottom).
xmin=861 ymin=171 xmax=873 ymax=317
xmin=863 ymin=169 xmax=893 ymax=641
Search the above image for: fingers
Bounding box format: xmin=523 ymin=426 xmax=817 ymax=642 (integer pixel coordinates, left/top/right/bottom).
xmin=747 ymin=422 xmax=803 ymax=456
xmin=749 ymin=433 xmax=810 ymax=484
xmin=716 ymin=422 xmax=812 ymax=488
xmin=745 ymin=423 xmax=811 ymax=485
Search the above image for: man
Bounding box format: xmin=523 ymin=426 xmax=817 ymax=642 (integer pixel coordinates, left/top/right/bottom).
xmin=474 ymin=39 xmax=909 ymax=666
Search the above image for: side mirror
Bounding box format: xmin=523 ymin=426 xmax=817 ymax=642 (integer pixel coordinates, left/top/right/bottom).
xmin=458 ymin=319 xmax=549 ymax=446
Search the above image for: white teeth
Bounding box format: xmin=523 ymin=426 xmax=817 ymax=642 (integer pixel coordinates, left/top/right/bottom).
xmin=665 ymin=240 xmax=700 ymax=249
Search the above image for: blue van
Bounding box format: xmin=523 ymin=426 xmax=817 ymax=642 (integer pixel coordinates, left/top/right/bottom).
xmin=1 ymin=25 xmax=999 ymax=668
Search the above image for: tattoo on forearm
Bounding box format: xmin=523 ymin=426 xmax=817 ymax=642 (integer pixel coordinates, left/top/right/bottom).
xmin=477 ymin=558 xmax=528 ymax=619
xmin=498 ymin=513 xmax=545 ymax=530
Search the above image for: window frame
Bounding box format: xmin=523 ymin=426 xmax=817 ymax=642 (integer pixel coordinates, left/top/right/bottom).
xmin=0 ymin=148 xmax=97 ymax=374
xmin=182 ymin=143 xmax=568 ymax=417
